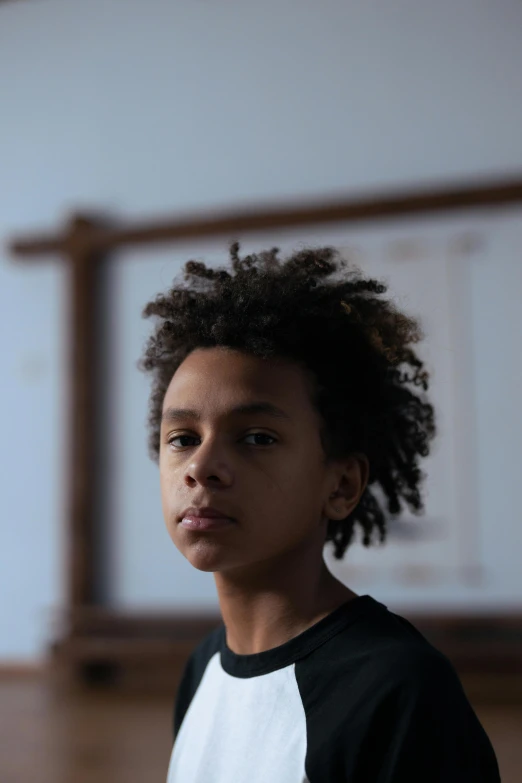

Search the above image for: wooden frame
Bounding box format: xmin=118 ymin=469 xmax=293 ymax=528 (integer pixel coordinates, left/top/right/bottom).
xmin=9 ymin=176 xmax=522 ymax=688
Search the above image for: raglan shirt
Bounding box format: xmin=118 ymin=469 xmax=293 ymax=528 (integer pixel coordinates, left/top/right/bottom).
xmin=167 ymin=594 xmax=501 ymax=782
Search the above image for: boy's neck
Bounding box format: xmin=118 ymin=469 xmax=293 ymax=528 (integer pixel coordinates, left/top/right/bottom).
xmin=218 ymin=562 xmax=358 ymax=656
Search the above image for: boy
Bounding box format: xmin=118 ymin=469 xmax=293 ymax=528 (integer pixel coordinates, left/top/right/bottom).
xmin=139 ymin=244 xmax=500 ymax=782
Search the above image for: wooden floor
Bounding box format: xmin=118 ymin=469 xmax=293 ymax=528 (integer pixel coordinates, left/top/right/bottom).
xmin=1 ymin=675 xmax=521 ymax=783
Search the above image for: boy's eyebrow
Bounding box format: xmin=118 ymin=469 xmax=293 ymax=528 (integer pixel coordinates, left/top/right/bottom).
xmin=161 ymin=402 xmax=292 ymax=424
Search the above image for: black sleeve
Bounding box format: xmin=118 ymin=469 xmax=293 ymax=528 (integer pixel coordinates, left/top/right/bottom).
xmin=354 ymin=651 xmax=501 ymax=782
xmin=173 ymin=654 xmax=195 ymax=744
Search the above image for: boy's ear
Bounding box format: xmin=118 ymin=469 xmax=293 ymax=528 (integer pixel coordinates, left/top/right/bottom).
xmin=325 ymin=454 xmax=369 ymax=520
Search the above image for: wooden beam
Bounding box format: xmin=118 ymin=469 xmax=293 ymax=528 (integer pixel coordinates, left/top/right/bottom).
xmin=69 ymin=236 xmax=97 ymax=607
xmin=55 ymin=610 xmax=522 ymax=673
xmin=56 ymin=217 xmax=109 ymax=609
xmin=10 ymin=177 xmax=522 ymax=258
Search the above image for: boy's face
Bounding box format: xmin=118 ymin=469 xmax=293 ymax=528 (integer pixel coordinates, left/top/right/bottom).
xmin=159 ymin=346 xmax=357 ymax=574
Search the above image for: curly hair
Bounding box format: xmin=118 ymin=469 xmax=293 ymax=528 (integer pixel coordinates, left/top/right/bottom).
xmin=138 ymin=243 xmax=436 ymax=560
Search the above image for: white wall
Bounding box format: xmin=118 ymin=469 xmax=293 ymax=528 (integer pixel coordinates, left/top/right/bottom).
xmin=1 ymin=0 xmax=522 ymax=661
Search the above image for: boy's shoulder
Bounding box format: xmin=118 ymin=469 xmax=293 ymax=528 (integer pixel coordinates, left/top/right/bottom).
xmin=309 ymin=598 xmax=463 ymax=705
xmin=302 ymin=600 xmax=501 ymax=782
xmin=180 ymin=622 xmax=223 ymax=686
xmin=173 ymin=623 xmax=223 ymax=740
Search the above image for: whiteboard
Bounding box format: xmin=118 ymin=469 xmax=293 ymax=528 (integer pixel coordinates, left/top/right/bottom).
xmin=102 ymin=208 xmax=522 ymax=612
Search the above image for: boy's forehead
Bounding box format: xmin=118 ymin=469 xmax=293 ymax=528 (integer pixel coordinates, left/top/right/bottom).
xmin=172 ymin=347 xmax=304 ymax=387
xmin=162 ymin=347 xmax=316 ymax=418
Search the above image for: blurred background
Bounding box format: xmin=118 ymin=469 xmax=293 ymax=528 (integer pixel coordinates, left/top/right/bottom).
xmin=1 ymin=1 xmax=521 ymax=781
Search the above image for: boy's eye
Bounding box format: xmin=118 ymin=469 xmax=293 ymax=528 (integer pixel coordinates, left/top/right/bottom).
xmin=168 ymin=433 xmax=276 ymax=448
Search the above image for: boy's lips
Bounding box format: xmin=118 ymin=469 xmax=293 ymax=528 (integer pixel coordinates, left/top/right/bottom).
xmin=179 ymin=505 xmax=236 ymax=522
xmin=180 ymin=516 xmax=236 ymax=531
